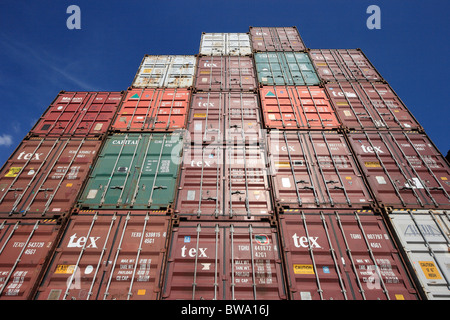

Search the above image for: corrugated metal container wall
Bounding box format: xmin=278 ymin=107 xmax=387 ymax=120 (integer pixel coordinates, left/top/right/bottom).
xmin=0 ymin=219 xmax=63 ymax=300
xmin=199 ymin=33 xmax=252 ymax=56
xmin=325 ymin=82 xmax=421 ymax=131
xmin=384 ymin=209 xmax=450 ymax=300
xmin=0 ymin=137 xmax=102 ymax=219
xmin=267 ymin=131 xmax=374 ymax=211
xmin=249 ymin=26 xmax=306 ymax=52
xmin=309 ymin=49 xmax=383 ymax=82
xmin=111 ymin=88 xmax=190 ymax=132
xmin=187 ymin=92 xmax=263 ymax=145
xmin=35 ymin=212 xmax=170 ymax=300
xmin=29 ymin=91 xmax=123 ymax=138
xmin=254 ymin=52 xmax=319 ymax=86
xmin=161 ymin=221 xmax=287 ymax=300
xmin=194 ymin=56 xmax=257 ymax=91
xmin=175 ymin=144 xmax=273 ymax=220
xmin=347 ymin=131 xmax=450 ymax=209
xmin=278 ymin=210 xmax=419 ymax=300
xmin=259 ymin=86 xmax=340 ymax=130
xmin=131 ymin=55 xmax=197 ymax=88
xmin=77 ymin=133 xmax=183 ymax=211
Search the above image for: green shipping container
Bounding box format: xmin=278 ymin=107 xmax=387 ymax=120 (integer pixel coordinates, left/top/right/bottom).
xmin=254 ymin=52 xmax=319 ymax=86
xmin=77 ymin=132 xmax=183 ymax=210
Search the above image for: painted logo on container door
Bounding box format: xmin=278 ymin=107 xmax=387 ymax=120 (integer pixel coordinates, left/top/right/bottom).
xmin=292 ymin=233 xmax=322 ymax=249
xmin=254 ymin=234 xmax=270 ymax=245
xmin=67 ymin=233 xmax=100 ymax=249
xmin=360 ymin=144 xmax=384 ymax=154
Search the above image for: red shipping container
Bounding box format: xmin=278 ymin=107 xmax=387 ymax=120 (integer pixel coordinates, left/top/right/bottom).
xmin=30 ymin=91 xmax=123 ymax=137
xmin=278 ymin=210 xmax=419 ymax=300
xmin=267 ymin=131 xmax=374 ymax=211
xmin=249 ymin=26 xmax=306 ymax=52
xmin=195 ymin=56 xmax=257 ymax=91
xmin=35 ymin=212 xmax=170 ymax=300
xmin=161 ymin=221 xmax=287 ymax=300
xmin=0 ymin=219 xmax=64 ymax=300
xmin=309 ymin=49 xmax=383 ymax=82
xmin=0 ymin=137 xmax=101 ymax=219
xmin=175 ymin=144 xmax=273 ymax=219
xmin=347 ymin=131 xmax=450 ymax=209
xmin=259 ymin=86 xmax=340 ymax=130
xmin=325 ymin=82 xmax=421 ymax=131
xmin=187 ymin=92 xmax=263 ymax=145
xmin=111 ymin=88 xmax=190 ymax=132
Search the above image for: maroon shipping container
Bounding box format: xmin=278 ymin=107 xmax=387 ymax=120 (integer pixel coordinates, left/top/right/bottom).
xmin=161 ymin=221 xmax=287 ymax=300
xmin=347 ymin=131 xmax=450 ymax=209
xmin=268 ymin=131 xmax=374 ymax=211
xmin=35 ymin=212 xmax=170 ymax=300
xmin=195 ymin=56 xmax=257 ymax=91
xmin=175 ymin=144 xmax=273 ymax=220
xmin=249 ymin=26 xmax=306 ymax=52
xmin=0 ymin=219 xmax=64 ymax=300
xmin=0 ymin=137 xmax=101 ymax=219
xmin=187 ymin=92 xmax=263 ymax=145
xmin=309 ymin=49 xmax=383 ymax=82
xmin=278 ymin=210 xmax=419 ymax=300
xmin=30 ymin=91 xmax=123 ymax=137
xmin=325 ymin=82 xmax=421 ymax=131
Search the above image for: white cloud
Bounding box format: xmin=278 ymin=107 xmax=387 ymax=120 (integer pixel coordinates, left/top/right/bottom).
xmin=0 ymin=134 xmax=13 ymax=147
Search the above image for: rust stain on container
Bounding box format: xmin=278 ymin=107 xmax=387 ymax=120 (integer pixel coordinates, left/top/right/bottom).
xmin=326 ymin=82 xmax=421 ymax=131
xmin=187 ymin=92 xmax=263 ymax=145
xmin=267 ymin=131 xmax=374 ymax=210
xmin=175 ymin=144 xmax=273 ymax=220
xmin=259 ymin=86 xmax=340 ymax=130
xmin=278 ymin=210 xmax=419 ymax=300
xmin=0 ymin=219 xmax=63 ymax=300
xmin=249 ymin=26 xmax=306 ymax=52
xmin=347 ymin=131 xmax=450 ymax=209
xmin=309 ymin=49 xmax=383 ymax=82
xmin=111 ymin=88 xmax=190 ymax=132
xmin=0 ymin=137 xmax=101 ymax=219
xmin=161 ymin=221 xmax=287 ymax=300
xmin=195 ymin=56 xmax=257 ymax=91
xmin=30 ymin=92 xmax=123 ymax=138
xmin=35 ymin=212 xmax=170 ymax=300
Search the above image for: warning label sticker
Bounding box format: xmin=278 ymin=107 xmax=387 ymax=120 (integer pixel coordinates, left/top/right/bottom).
xmin=365 ymin=161 xmax=381 ymax=167
xmin=293 ymin=264 xmax=315 ymax=275
xmin=55 ymin=264 xmax=76 ymax=274
xmin=419 ymin=261 xmax=442 ymax=280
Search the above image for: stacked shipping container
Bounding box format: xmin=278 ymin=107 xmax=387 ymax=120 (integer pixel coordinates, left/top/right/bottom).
xmin=0 ymin=26 xmax=448 ymax=301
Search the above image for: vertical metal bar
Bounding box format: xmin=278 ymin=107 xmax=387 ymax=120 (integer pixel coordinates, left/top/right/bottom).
xmin=130 ymin=134 xmax=153 ymax=207
xmin=64 ymin=214 xmax=97 ymax=300
xmin=127 ymin=213 xmax=149 ymax=300
xmin=248 ymin=225 xmax=257 ymax=300
xmin=283 ymin=131 xmax=302 ymax=206
xmin=163 ymin=88 xmax=177 ymax=130
xmin=117 ymin=135 xmax=142 ymax=206
xmin=192 ymin=224 xmax=201 ymax=299
xmin=291 ymin=86 xmax=308 ymax=128
xmin=215 ymin=146 xmax=220 ymax=217
xmin=86 ymin=213 xmax=117 ymax=300
xmin=103 ymin=212 xmax=131 ymax=300
xmin=197 ymin=146 xmax=206 ymax=217
xmin=82 ymin=92 xmax=108 ymax=135
xmin=296 ymin=131 xmax=320 ymax=206
xmin=230 ymin=224 xmax=236 ymax=300
xmin=0 ymin=222 xmax=20 ymax=255
xmin=214 ymin=224 xmax=219 ymax=300
xmin=148 ymin=135 xmax=167 ymax=207
xmin=335 ymin=81 xmax=366 ymax=129
xmin=138 ymin=89 xmax=157 ymax=131
xmin=228 ymin=146 xmax=233 ymax=218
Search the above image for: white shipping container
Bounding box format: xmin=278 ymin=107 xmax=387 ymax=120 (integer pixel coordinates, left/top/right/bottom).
xmin=387 ymin=209 xmax=450 ymax=300
xmin=132 ymin=55 xmax=197 ymax=88
xmin=199 ymin=33 xmax=252 ymax=56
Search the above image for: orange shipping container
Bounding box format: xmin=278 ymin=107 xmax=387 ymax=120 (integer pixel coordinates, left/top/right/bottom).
xmin=111 ymin=88 xmax=191 ymax=132
xmin=259 ymin=86 xmax=340 ymax=130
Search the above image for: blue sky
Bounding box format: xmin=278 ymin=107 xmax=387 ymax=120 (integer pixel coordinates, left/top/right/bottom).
xmin=0 ymin=0 xmax=448 ymax=165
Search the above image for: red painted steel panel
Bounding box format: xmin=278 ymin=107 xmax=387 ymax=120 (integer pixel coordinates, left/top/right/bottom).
xmin=175 ymin=144 xmax=273 ymax=219
xmin=278 ymin=210 xmax=419 ymax=300
xmin=268 ymin=131 xmax=374 ymax=210
xmin=259 ymin=86 xmax=340 ymax=130
xmin=249 ymin=27 xmax=306 ymax=52
xmin=0 ymin=137 xmax=101 ymax=219
xmin=187 ymin=92 xmax=263 ymax=145
xmin=309 ymin=49 xmax=383 ymax=82
xmin=0 ymin=219 xmax=63 ymax=300
xmin=161 ymin=221 xmax=287 ymax=300
xmin=326 ymin=82 xmax=421 ymax=131
xmin=30 ymin=92 xmax=123 ymax=137
xmin=347 ymin=131 xmax=450 ymax=209
xmin=112 ymin=88 xmax=190 ymax=132
xmin=195 ymin=56 xmax=257 ymax=91
xmin=35 ymin=212 xmax=170 ymax=300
